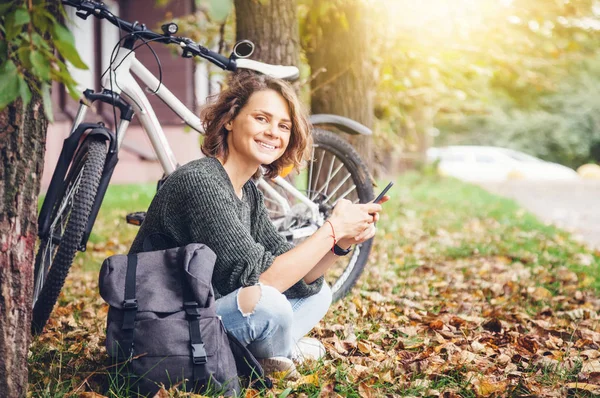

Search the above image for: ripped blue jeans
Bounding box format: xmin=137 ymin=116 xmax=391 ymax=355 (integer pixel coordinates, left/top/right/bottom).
xmin=215 ymin=282 xmax=332 ymax=359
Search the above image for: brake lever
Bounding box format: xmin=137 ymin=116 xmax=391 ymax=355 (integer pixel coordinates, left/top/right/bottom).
xmin=179 ymin=39 xmax=198 ymax=59
xmin=75 ymin=9 xmax=93 ymax=19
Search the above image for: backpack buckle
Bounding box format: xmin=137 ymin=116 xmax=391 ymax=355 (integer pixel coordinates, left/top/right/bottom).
xmin=122 ymin=299 xmax=138 ymax=310
xmin=191 ymin=343 xmax=207 ymax=364
xmin=184 ymin=301 xmax=201 ymax=318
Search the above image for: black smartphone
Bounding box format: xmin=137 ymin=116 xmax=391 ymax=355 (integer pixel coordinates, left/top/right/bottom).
xmin=373 ymin=181 xmax=393 ymax=204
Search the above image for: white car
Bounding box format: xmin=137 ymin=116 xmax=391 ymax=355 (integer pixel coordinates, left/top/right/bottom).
xmin=426 ymin=146 xmax=579 ymax=182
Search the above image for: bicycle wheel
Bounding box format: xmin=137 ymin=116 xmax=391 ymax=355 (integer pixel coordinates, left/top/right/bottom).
xmin=262 ymin=128 xmax=374 ymax=302
xmin=32 ymin=136 xmax=107 ymax=334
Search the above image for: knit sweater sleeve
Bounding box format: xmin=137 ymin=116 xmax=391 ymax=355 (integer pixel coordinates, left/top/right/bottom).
xmin=249 ymin=184 xmax=324 ymax=299
xmin=178 ymin=171 xmax=275 ymax=298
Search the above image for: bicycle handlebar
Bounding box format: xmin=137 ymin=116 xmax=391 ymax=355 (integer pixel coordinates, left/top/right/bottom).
xmin=61 ymin=0 xmax=236 ymax=71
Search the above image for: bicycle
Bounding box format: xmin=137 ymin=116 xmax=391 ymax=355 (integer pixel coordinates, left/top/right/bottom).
xmin=33 ymin=0 xmax=375 ymax=334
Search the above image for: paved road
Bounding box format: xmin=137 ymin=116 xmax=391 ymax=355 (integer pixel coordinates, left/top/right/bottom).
xmin=478 ymin=180 xmax=600 ymax=249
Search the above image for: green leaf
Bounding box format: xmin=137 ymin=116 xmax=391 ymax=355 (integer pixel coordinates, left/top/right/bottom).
xmin=50 ymin=22 xmax=74 ymax=44
xmin=13 ymin=7 xmax=30 ymax=26
xmin=52 ymin=23 xmax=88 ymax=70
xmin=16 ymin=46 xmax=33 ymax=70
xmin=41 ymin=83 xmax=53 ymax=123
xmin=55 ymin=40 xmax=88 ymax=70
xmin=17 ymin=75 xmax=31 ymax=107
xmin=30 ymin=51 xmax=51 ymax=81
xmin=206 ymin=0 xmax=232 ymax=22
xmin=0 ymin=61 xmax=21 ymax=110
xmin=5 ymin=7 xmax=30 ymax=41
xmin=32 ymin=8 xmax=50 ymax=34
xmin=32 ymin=32 xmax=51 ymax=51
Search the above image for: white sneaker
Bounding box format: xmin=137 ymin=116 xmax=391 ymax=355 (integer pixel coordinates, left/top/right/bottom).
xmin=292 ymin=337 xmax=326 ymax=363
xmin=258 ymin=356 xmax=301 ymax=380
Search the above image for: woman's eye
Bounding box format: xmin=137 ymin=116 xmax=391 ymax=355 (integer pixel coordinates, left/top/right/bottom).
xmin=280 ymin=124 xmax=291 ymax=131
xmin=256 ymin=115 xmax=267 ymax=122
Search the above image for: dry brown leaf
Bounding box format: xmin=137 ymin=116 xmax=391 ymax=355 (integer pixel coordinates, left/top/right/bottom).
xmin=517 ymin=335 xmax=539 ymax=353
xmin=78 ymin=393 xmax=108 ymax=398
xmin=482 ymin=318 xmax=502 ymax=333
xmin=318 ymin=383 xmax=341 ymax=398
xmin=428 ymin=319 xmax=444 ymax=330
xmin=296 ymin=373 xmax=319 ymax=387
xmin=473 ymin=378 xmax=508 ymax=396
xmin=244 ymin=389 xmax=260 ymax=398
xmin=449 ymin=316 xmax=466 ymax=328
xmin=529 ymin=286 xmax=553 ymax=301
xmin=358 ymin=382 xmax=376 ymax=398
xmin=357 ymin=341 xmax=371 ymax=355
xmin=565 ymin=382 xmax=600 ymax=394
xmin=151 ymin=388 xmax=170 ymax=398
xmin=582 ymin=360 xmax=600 ymax=373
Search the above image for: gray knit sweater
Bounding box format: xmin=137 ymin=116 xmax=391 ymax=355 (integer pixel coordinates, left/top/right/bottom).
xmin=129 ymin=156 xmax=323 ymax=299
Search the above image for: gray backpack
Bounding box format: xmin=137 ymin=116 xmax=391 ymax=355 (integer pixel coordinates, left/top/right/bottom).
xmin=99 ymin=238 xmax=269 ymax=396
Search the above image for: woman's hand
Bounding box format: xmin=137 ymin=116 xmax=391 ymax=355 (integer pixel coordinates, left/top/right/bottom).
xmin=328 ymin=199 xmax=382 ymax=241
xmin=335 ymin=195 xmax=390 ymax=246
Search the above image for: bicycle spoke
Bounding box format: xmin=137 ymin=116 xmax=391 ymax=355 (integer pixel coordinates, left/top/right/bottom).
xmin=332 ymin=184 xmax=357 ymax=206
xmin=310 ymin=150 xmax=326 ymax=201
xmin=49 ymin=165 xmax=85 ymax=233
xmin=307 ymin=146 xmax=315 ymax=201
xmin=313 ymin=158 xmax=344 ymax=200
xmin=323 ymin=172 xmax=352 ymax=204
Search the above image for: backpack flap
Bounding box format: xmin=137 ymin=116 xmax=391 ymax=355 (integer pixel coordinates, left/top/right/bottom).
xmin=99 ymin=243 xmax=216 ymax=312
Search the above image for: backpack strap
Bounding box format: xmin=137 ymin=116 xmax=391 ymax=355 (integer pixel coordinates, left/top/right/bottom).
xmin=182 ymin=281 xmax=209 ymax=386
xmin=119 ymin=253 xmax=139 ymax=360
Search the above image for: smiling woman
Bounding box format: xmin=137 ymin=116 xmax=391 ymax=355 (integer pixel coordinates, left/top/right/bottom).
xmin=129 ymin=70 xmax=385 ymax=378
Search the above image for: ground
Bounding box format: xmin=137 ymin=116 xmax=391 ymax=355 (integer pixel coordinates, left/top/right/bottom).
xmin=27 ymin=173 xmax=600 ymax=397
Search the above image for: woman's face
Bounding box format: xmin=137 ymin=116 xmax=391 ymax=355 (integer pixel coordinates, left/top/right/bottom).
xmin=225 ymin=89 xmax=292 ymax=170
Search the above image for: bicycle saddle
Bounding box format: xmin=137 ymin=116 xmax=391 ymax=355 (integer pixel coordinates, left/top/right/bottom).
xmin=236 ymin=59 xmax=300 ymax=81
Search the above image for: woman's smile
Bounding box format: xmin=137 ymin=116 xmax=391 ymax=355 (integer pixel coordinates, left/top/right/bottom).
xmin=256 ymin=140 xmax=279 ymax=151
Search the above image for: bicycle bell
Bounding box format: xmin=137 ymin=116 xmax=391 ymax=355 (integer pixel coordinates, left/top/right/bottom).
xmin=232 ymin=40 xmax=255 ymax=59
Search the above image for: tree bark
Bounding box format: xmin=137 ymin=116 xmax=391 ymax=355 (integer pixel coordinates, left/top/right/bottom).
xmin=306 ymin=0 xmax=375 ymax=169
xmin=234 ymin=0 xmax=299 ymax=66
xmin=0 ymin=96 xmax=47 ymax=397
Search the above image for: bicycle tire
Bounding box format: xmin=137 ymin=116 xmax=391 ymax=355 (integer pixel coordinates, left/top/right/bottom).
xmin=262 ymin=128 xmax=374 ymax=302
xmin=32 ymin=136 xmax=107 ymax=335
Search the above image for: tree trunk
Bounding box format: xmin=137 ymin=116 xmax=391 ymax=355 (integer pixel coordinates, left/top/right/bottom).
xmin=0 ymin=96 xmax=48 ymax=397
xmin=234 ymin=0 xmax=299 ymax=66
xmin=306 ymin=0 xmax=375 ymax=170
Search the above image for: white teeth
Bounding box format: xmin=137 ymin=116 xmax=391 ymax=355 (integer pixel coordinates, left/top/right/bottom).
xmin=258 ymin=142 xmax=276 ymax=150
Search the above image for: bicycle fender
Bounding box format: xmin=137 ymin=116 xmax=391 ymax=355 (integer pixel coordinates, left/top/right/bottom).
xmin=86 ymin=127 xmax=118 ymax=153
xmin=310 ymin=114 xmax=372 ymax=136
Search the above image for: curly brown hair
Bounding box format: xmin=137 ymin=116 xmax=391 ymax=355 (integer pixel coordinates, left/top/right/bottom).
xmin=200 ymin=70 xmax=312 ymax=179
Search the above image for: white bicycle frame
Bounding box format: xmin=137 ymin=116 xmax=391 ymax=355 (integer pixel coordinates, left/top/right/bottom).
xmin=71 ymin=47 xmax=322 ymax=237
